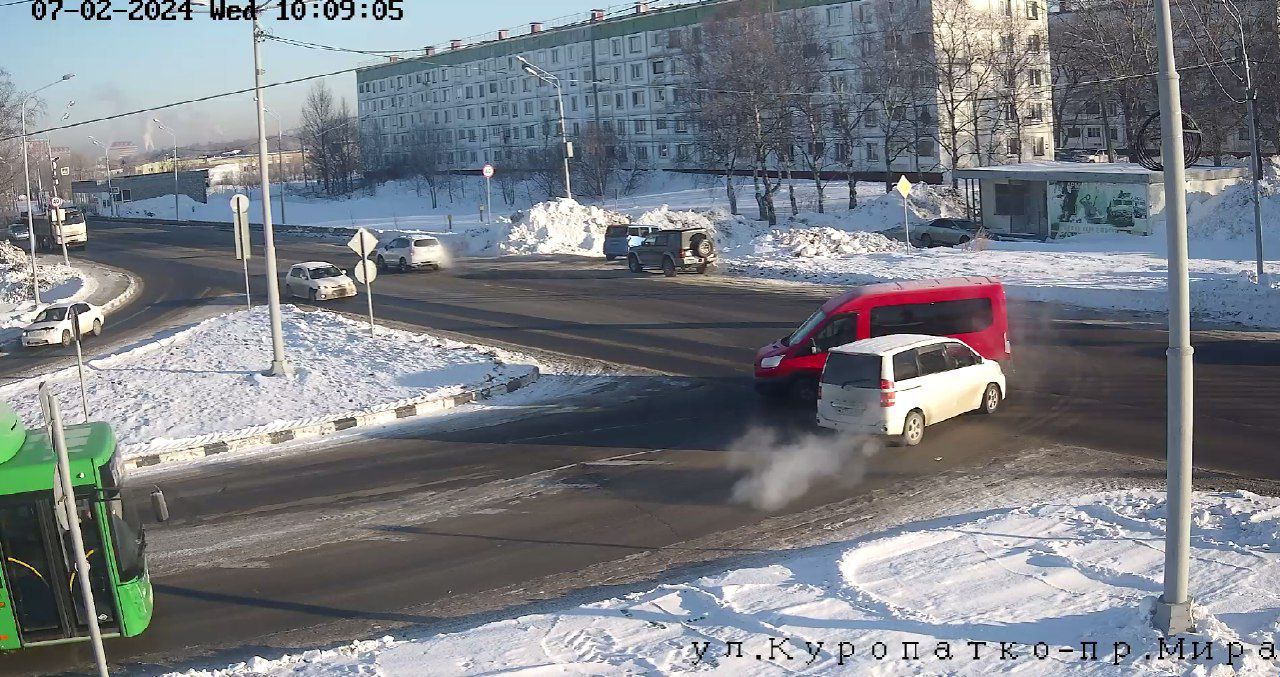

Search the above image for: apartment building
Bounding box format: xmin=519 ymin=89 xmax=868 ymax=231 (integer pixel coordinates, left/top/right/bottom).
xmin=356 ymin=0 xmax=1053 ymax=180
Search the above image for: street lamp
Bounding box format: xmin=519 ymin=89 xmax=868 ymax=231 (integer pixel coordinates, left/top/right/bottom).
xmin=87 ymin=136 xmax=116 ymax=218
xmin=262 ymin=105 xmax=287 ymax=224
xmin=152 ymin=118 xmax=181 ymax=220
xmin=20 ymin=73 xmax=74 ymax=306
xmin=517 ymin=55 xmax=573 ymax=201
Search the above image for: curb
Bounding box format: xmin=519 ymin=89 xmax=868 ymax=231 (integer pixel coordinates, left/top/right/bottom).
xmin=120 ymin=368 xmax=540 ymax=471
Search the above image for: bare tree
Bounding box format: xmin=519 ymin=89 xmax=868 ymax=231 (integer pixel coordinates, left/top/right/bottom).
xmin=572 ymin=121 xmax=625 ymax=199
xmin=300 ymin=82 xmax=348 ymax=195
xmin=862 ymin=0 xmax=924 ymax=191
xmin=927 ymin=0 xmax=1002 ymax=185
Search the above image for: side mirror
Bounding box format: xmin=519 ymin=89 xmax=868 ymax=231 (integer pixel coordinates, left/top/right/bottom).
xmin=810 ymin=339 xmax=821 ymax=355
xmin=150 ymin=488 xmax=170 ymax=523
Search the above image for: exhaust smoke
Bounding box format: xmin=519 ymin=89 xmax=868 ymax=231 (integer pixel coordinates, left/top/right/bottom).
xmin=728 ymin=426 xmax=882 ymax=512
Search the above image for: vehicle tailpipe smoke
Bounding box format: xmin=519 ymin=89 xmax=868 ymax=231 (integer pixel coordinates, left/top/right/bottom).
xmin=728 ymin=426 xmax=881 ymax=512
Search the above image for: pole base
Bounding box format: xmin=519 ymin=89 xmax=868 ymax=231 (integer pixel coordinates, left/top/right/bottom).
xmin=1152 ymin=596 xmax=1195 ymax=635
xmin=263 ymin=359 xmax=294 ymax=377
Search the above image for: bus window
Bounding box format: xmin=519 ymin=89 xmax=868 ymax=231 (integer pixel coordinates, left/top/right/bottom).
xmin=869 ymin=298 xmax=994 ymax=337
xmin=0 ymin=502 xmax=60 ymax=637
xmin=102 ymin=464 xmax=146 ymax=582
xmin=68 ymin=497 xmax=117 ymax=630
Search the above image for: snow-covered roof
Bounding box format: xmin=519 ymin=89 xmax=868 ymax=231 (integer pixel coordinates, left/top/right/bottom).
xmin=955 ymin=161 xmax=1247 ymax=184
xmin=830 ymin=334 xmax=951 ymax=356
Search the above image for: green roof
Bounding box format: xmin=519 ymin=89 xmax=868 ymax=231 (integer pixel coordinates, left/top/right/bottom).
xmin=0 ymin=422 xmax=117 ymax=494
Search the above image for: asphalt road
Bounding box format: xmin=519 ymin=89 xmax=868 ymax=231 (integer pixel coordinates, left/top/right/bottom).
xmin=2 ymin=219 xmax=1279 ymax=675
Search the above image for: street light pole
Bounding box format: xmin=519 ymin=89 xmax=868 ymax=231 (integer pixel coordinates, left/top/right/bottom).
xmin=518 ymin=56 xmax=573 ymax=201
xmin=153 ymin=118 xmax=180 ymax=221
xmin=252 ymin=11 xmax=293 ymax=376
xmin=19 ymin=74 xmax=74 ymax=306
xmin=88 ymin=136 xmax=116 ymax=218
xmin=1151 ymin=0 xmax=1195 ymax=637
xmin=263 ymin=106 xmax=287 ymax=225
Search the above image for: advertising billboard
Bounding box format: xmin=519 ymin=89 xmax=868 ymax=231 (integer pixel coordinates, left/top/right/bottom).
xmin=1049 ymin=181 xmax=1151 ymax=237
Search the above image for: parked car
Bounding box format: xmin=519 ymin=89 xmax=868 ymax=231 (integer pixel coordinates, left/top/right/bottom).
xmin=627 ymin=227 xmax=716 ymax=276
xmin=284 ymin=262 xmax=357 ymax=301
xmin=7 ymin=221 xmax=30 ymax=246
xmin=755 ymin=276 xmax=1009 ymax=401
xmin=21 ymin=302 xmax=104 ymax=348
xmin=816 ymin=334 xmax=1006 ymax=446
xmin=375 ymin=236 xmax=447 ymax=272
xmin=880 ymin=218 xmax=984 ymax=247
xmin=604 ymin=224 xmax=660 ymax=261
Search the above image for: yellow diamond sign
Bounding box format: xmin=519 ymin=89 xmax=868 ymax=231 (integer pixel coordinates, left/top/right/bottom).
xmin=895 ymin=175 xmax=912 ymax=198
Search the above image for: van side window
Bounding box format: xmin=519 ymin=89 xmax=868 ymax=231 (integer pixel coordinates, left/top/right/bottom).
xmin=893 ymin=350 xmax=920 ymax=380
xmin=870 ymin=298 xmax=994 ymax=337
xmin=916 ymin=345 xmax=951 ymax=375
xmin=812 ymin=313 xmax=859 ymax=351
xmin=628 ymin=227 xmax=640 ymax=236
xmin=944 ymin=342 xmax=978 ymax=367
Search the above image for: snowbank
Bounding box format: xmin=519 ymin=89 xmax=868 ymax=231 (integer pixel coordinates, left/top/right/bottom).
xmin=0 ymin=241 xmax=88 ymax=334
xmin=499 ymin=198 xmax=628 ymax=256
xmin=168 ymin=489 xmax=1280 ymax=675
xmin=0 ymin=306 xmax=536 ymax=456
xmin=1188 ymin=157 xmax=1280 ymax=241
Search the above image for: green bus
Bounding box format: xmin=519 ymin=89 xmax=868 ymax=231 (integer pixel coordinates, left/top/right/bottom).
xmin=0 ymin=403 xmax=158 ymax=650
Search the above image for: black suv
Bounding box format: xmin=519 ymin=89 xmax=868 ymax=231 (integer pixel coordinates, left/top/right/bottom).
xmin=627 ymin=227 xmax=716 ymax=276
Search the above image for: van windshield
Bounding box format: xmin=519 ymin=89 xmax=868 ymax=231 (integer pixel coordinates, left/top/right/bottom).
xmin=784 ymin=310 xmax=826 ymax=346
xmin=821 ymin=353 xmax=882 ymax=387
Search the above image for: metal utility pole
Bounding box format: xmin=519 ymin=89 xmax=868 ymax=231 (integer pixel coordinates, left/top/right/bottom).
xmin=518 ymin=56 xmax=573 ymax=200
xmin=40 ymin=385 xmax=109 ymax=676
xmin=88 ymin=136 xmax=116 ymax=218
xmin=153 ymin=119 xmax=181 ymax=220
xmin=1151 ymin=0 xmax=1195 ymax=637
xmin=263 ymin=106 xmax=288 ymax=224
xmin=21 ymin=76 xmax=75 ymax=304
xmin=1098 ymin=85 xmax=1117 ymax=163
xmin=252 ymin=11 xmax=293 ymax=376
xmin=1234 ymin=39 xmax=1266 ymax=285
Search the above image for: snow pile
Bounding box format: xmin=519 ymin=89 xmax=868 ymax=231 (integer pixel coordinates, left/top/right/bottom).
xmin=169 ymin=489 xmax=1280 ymax=675
xmin=0 ymin=241 xmax=88 ymax=332
xmin=755 ymin=227 xmax=902 ymax=258
xmin=499 ymin=198 xmax=629 ymax=256
xmin=0 ymin=306 xmax=537 ymax=456
xmin=1187 ymin=157 xmax=1280 ymax=241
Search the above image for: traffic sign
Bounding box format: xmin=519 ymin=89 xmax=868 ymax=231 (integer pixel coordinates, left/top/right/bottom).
xmin=347 ymin=228 xmax=379 ymax=258
xmin=352 ymin=259 xmax=378 ymax=285
xmin=230 ymin=194 xmax=251 ymax=261
xmin=482 ymin=164 xmax=495 ymax=179
xmin=50 ymin=197 xmax=63 ymax=208
xmin=895 ymin=175 xmax=913 ymax=198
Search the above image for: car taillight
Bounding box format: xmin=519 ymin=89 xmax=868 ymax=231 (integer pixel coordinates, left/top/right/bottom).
xmin=880 ymin=379 xmax=895 ymax=407
xmin=1004 ymin=333 xmax=1012 ymax=356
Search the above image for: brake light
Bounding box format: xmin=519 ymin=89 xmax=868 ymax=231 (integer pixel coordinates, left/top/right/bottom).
xmin=880 ymin=379 xmax=896 ymax=407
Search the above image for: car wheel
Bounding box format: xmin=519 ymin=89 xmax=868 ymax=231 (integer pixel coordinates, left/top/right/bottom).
xmin=959 ymin=235 xmax=971 ymax=245
xmin=900 ymin=410 xmax=925 ymax=447
xmin=789 ymin=377 xmax=819 ymax=403
xmin=399 ymin=258 xmax=409 ymax=273
xmin=376 ymin=256 xmax=387 ymax=272
xmin=980 ymin=384 xmax=1001 ymax=415
xmin=605 ymin=255 xmax=616 ymax=262
xmin=919 ymin=233 xmax=933 ymax=248
xmin=628 ymin=255 xmax=643 ymax=273
xmin=61 ymin=330 xmax=72 ymax=347
xmin=308 ymin=288 xmax=317 ymax=302
xmin=662 ymin=257 xmax=677 ymax=277
xmin=92 ymin=319 xmax=102 ymax=337
xmin=690 ymin=233 xmax=714 ymax=257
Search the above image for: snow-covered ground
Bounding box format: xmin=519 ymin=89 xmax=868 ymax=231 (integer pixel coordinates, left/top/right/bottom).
xmin=0 ymin=241 xmax=90 ymax=337
xmin=117 ymin=170 xmax=1280 ymax=328
xmin=0 ymin=306 xmax=538 ymax=458
xmin=169 ymin=489 xmax=1280 ymax=676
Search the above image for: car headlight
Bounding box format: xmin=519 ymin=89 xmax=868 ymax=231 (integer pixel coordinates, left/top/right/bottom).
xmin=760 ymin=355 xmax=783 ymax=369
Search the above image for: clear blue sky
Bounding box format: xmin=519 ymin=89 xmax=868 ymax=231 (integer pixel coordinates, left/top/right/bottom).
xmin=2 ymin=0 xmax=611 ymax=155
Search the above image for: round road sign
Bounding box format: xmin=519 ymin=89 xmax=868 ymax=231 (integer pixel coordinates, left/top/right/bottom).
xmin=352 ymin=259 xmax=378 ymax=285
xmin=482 ymin=164 xmax=495 ymax=179
xmin=50 ymin=197 xmax=63 ymax=208
xmin=229 ymin=194 xmax=250 ymax=214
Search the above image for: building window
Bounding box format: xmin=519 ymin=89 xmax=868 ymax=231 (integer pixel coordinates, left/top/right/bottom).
xmin=1086 ymin=127 xmax=1101 ymax=138
xmin=668 ymin=30 xmax=683 ymax=48
xmin=1007 ymin=138 xmax=1021 ymax=156
xmin=1030 ymin=102 xmax=1044 ymax=120
xmin=629 ymin=35 xmax=643 ymax=53
xmin=612 ymin=38 xmax=622 ymax=56
xmin=658 ymin=144 xmax=669 ymax=158
xmin=635 ymin=119 xmax=648 ymax=134
xmin=827 ymin=5 xmax=842 ymax=25
xmin=1029 ymin=70 xmax=1043 ymax=86
xmin=652 ymin=60 xmax=666 ymax=75
xmin=656 ymin=118 xmax=668 ymax=131
xmin=993 ymin=184 xmax=1024 ymax=214
xmin=1034 ymin=136 xmax=1046 ymax=155
xmin=631 ymin=63 xmax=643 ymax=80
xmin=866 ymin=142 xmax=881 ymax=162
xmin=616 ymin=93 xmax=625 ymax=108
xmin=1027 ymin=1 xmax=1039 ymax=19
xmin=654 ymin=88 xmax=667 ymax=102
xmin=865 ymin=108 xmax=878 ymax=127
xmin=917 ymin=139 xmax=936 ymax=157
xmin=675 ymin=119 xmax=689 ymax=133
xmin=678 ymin=144 xmax=692 ymax=161
xmin=550 ymin=48 xmax=560 ymax=64
xmin=632 ymin=90 xmax=646 ymax=107
xmin=636 ymin=145 xmax=650 ymax=160
xmin=1028 ymin=34 xmax=1041 ymax=52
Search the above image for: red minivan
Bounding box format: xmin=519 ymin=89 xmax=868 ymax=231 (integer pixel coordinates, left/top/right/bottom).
xmin=755 ymin=276 xmax=1010 ymax=400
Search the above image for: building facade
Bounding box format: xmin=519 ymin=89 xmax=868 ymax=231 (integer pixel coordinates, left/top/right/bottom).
xmin=356 ymin=0 xmax=1054 ymax=182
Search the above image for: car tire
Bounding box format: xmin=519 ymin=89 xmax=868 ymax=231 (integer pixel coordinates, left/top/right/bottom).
xmin=899 ymin=410 xmax=925 ymax=447
xmin=662 ymin=257 xmax=677 ymax=277
xmin=959 ymin=235 xmax=971 ymax=245
xmin=308 ymin=288 xmax=317 ymax=302
xmin=376 ymin=256 xmax=387 ymax=272
xmin=605 ymin=255 xmax=616 ymax=261
xmin=979 ymin=384 xmax=1001 ymax=415
xmin=399 ymin=258 xmax=410 ymax=273
xmin=628 ymin=255 xmax=643 ymax=273
xmin=61 ymin=330 xmax=72 ymax=347
xmin=691 ymin=233 xmax=714 ymax=257
xmin=789 ymin=377 xmax=819 ymax=403
xmin=92 ymin=319 xmax=102 ymax=337
xmin=919 ymin=233 xmax=933 ymax=248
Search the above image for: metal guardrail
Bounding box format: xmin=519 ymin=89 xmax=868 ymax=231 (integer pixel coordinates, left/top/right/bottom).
xmin=89 ymin=215 xmax=360 ymax=237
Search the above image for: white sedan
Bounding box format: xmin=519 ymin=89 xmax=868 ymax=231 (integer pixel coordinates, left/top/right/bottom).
xmin=284 ymin=262 xmax=357 ymax=301
xmin=22 ymin=302 xmax=105 ymax=347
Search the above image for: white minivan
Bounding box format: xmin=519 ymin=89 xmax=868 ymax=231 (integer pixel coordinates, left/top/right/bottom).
xmin=816 ymin=334 xmax=1006 ymax=446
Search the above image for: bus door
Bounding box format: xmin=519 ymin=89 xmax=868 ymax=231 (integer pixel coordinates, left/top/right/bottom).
xmin=0 ymin=495 xmax=118 ymax=646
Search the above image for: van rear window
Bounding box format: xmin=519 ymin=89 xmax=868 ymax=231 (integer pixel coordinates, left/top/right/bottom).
xmin=870 ymin=298 xmax=994 ymax=337
xmin=821 ymin=353 xmax=882 ymax=388
xmin=606 ymin=226 xmax=629 ymax=238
